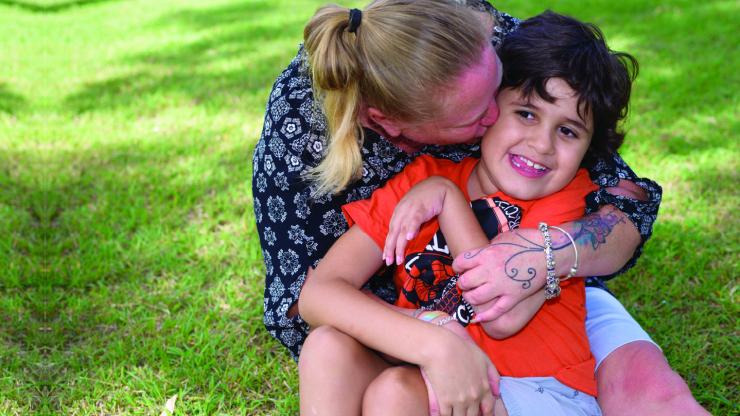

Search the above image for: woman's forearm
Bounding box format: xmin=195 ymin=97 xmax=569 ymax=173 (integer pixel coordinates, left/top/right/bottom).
xmin=550 ymin=204 xmax=641 ymax=278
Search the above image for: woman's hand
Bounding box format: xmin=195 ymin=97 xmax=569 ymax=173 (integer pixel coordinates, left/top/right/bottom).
xmin=453 ymin=228 xmax=547 ymax=323
xmin=419 ymin=328 xmax=499 ymax=416
xmin=383 ymin=176 xmax=458 ymax=265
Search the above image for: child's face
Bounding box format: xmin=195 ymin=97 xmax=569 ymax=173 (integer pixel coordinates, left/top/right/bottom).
xmin=476 ymin=78 xmax=593 ymax=200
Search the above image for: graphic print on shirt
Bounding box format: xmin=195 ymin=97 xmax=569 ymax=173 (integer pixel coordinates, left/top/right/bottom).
xmin=401 ymin=196 xmax=523 ymax=326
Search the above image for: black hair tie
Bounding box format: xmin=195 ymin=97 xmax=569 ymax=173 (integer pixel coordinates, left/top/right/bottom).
xmin=348 ymin=8 xmax=362 ymax=33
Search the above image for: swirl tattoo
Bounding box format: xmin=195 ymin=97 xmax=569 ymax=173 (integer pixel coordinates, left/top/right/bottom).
xmin=463 ymin=233 xmax=546 ymax=289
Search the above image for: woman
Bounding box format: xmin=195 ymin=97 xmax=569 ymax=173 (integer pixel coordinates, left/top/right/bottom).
xmin=252 ymin=0 xmax=706 ymax=414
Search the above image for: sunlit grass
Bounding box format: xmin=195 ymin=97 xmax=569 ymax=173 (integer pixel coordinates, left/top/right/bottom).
xmin=0 ymin=0 xmax=736 ymax=414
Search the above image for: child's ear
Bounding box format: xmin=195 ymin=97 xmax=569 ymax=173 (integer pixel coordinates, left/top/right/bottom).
xmin=366 ymin=107 xmax=402 ymax=138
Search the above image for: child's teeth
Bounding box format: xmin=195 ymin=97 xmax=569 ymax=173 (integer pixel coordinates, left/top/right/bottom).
xmin=514 ymin=155 xmax=547 ymax=171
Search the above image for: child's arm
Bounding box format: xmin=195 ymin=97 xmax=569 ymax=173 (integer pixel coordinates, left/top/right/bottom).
xmin=298 ymin=225 xmax=498 ymax=413
xmin=366 ymin=290 xmax=476 ymax=344
xmin=385 ymin=176 xmax=544 ymax=339
xmin=383 ymin=175 xmax=490 ymax=265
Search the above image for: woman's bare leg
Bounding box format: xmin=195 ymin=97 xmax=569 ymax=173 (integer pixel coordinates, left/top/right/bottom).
xmin=596 ymin=341 xmax=709 ymax=416
xmin=298 ymin=325 xmax=391 ymax=416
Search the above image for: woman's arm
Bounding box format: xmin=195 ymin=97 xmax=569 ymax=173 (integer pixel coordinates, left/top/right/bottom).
xmin=453 ymin=204 xmax=641 ymax=322
xmin=299 ymin=225 xmax=498 ymax=415
xmin=584 ymin=153 xmax=662 ymax=279
xmin=253 ymin=47 xmax=322 ymax=360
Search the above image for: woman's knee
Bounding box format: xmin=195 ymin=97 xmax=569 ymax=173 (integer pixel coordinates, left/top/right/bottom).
xmin=599 ymin=341 xmax=691 ymax=399
xmin=363 ymin=366 xmax=427 ymax=416
xmin=597 ymin=341 xmax=708 ymax=415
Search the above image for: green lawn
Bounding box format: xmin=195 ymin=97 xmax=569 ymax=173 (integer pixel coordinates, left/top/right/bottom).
xmin=0 ymin=0 xmax=737 ymax=414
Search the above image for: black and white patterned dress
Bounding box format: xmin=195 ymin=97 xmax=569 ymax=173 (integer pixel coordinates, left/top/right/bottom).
xmin=252 ymin=2 xmax=662 ymax=360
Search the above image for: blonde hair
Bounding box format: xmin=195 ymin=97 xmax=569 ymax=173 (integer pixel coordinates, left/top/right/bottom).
xmin=304 ymin=0 xmax=488 ymax=195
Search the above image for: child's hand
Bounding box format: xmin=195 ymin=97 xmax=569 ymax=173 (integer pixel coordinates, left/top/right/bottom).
xmin=418 ymin=320 xmax=500 ymax=416
xmin=416 ymin=311 xmax=501 ymax=416
xmin=383 ymin=176 xmax=458 ymax=265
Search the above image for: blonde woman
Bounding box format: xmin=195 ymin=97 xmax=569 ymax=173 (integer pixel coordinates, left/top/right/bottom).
xmin=252 ymin=0 xmax=706 ymax=414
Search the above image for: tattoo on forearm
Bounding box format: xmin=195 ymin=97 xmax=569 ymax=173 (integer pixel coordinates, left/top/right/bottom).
xmin=461 ymin=214 xmax=615 ymax=289
xmin=463 ymin=232 xmax=546 ymax=289
xmin=572 ymin=208 xmax=626 ymax=250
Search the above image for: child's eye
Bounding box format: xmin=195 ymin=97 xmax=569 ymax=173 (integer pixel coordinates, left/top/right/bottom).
xmin=516 ymin=110 xmax=534 ymax=120
xmin=559 ymin=126 xmax=578 ymax=138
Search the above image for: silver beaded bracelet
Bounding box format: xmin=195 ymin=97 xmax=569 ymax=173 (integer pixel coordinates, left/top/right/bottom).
xmin=539 ymin=222 xmax=561 ymax=300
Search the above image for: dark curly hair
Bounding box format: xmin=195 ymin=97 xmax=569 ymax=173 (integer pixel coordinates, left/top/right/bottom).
xmin=498 ymin=11 xmax=638 ymax=165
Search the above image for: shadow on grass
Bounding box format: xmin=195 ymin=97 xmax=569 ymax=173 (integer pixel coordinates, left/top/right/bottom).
xmin=0 ymin=146 xmax=57 ymax=411
xmin=63 ymin=1 xmax=308 ymax=117
xmin=27 ymin=130 xmax=281 ymax=411
xmin=0 ymin=83 xmax=26 ymax=114
xmin=0 ymin=0 xmax=120 ymax=13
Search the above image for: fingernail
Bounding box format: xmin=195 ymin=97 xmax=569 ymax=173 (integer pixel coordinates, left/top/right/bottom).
xmin=385 ymin=256 xmax=392 ymax=266
xmin=406 ymin=232 xmax=414 ymax=240
xmin=396 ymin=255 xmax=403 ymax=265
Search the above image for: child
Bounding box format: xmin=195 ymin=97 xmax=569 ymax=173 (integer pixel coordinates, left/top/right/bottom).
xmin=299 ymin=11 xmax=637 ymax=416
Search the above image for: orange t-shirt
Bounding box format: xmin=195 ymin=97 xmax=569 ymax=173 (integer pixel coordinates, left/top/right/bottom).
xmin=343 ymin=155 xmax=599 ymax=396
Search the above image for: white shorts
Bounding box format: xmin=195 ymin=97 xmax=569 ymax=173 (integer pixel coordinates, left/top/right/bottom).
xmin=585 ymin=287 xmax=661 ymax=370
xmin=499 ymin=376 xmax=601 ymax=416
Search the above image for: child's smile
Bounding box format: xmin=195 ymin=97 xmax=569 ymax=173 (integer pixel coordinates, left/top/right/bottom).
xmin=509 ymin=154 xmax=549 ymax=178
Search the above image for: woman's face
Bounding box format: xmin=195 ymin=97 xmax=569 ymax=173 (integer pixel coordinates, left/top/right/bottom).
xmin=392 ymin=46 xmax=503 ymax=153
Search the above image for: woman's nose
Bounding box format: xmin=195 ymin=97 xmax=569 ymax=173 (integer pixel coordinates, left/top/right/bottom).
xmin=479 ymin=102 xmax=499 ymax=127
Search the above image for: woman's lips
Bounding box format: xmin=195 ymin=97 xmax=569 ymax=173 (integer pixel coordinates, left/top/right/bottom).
xmin=509 ymin=154 xmax=549 ymax=178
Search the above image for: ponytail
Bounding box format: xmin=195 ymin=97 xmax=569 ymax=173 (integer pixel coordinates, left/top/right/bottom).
xmin=304 ymin=0 xmax=488 ymax=195
xmin=304 ymin=4 xmax=366 ymax=196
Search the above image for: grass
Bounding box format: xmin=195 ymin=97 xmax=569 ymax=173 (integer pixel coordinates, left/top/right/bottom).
xmin=0 ymin=0 xmax=737 ymax=414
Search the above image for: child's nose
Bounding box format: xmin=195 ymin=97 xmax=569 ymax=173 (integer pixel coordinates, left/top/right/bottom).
xmin=528 ymin=130 xmax=555 ymax=155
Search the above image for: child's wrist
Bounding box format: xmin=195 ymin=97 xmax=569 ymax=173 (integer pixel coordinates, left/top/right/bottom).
xmin=416 ymin=310 xmax=456 ymax=326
